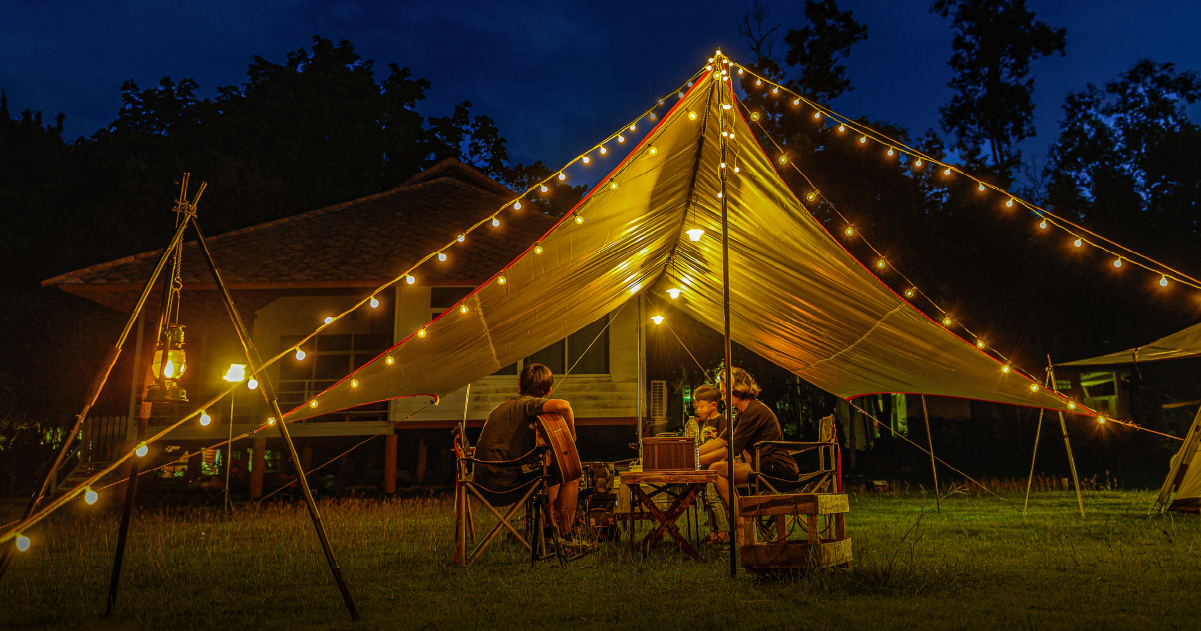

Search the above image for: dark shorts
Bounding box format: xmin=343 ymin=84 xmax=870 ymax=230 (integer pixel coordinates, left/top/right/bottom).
xmin=760 ymin=456 xmax=800 ymax=481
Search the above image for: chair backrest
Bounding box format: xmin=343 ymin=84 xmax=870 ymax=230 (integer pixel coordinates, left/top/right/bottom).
xmin=818 ymin=415 xmax=836 ymax=443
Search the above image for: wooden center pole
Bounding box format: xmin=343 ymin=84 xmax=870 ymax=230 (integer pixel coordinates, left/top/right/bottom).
xmin=1047 ymin=356 xmax=1084 ymax=517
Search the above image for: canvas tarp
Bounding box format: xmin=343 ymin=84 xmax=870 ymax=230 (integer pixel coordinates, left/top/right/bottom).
xmin=283 ymin=67 xmax=1084 ymax=422
xmin=1060 ymin=321 xmax=1201 ymax=366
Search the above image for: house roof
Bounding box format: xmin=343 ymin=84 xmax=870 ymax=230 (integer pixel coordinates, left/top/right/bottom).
xmin=44 ymin=159 xmax=558 ymax=311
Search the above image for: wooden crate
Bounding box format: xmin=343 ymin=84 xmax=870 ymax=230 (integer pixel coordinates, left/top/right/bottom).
xmin=737 ymin=493 xmax=852 ymax=574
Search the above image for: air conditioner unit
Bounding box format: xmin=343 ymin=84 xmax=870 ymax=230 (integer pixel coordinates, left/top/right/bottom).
xmin=649 ymin=380 xmax=667 ymax=420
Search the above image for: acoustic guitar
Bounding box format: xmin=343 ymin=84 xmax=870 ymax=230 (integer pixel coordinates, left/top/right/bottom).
xmin=535 ymin=413 xmax=582 ymax=485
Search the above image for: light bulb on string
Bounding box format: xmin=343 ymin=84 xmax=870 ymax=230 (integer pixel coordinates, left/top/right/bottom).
xmin=1068 ymin=401 xmax=1077 ymax=410
xmin=905 ymin=287 xmax=916 ymax=298
xmin=1074 ymin=238 xmax=1083 ymax=247
xmin=1114 ymin=258 xmax=1122 ymax=268
xmin=438 ymin=252 xmax=447 ymax=262
xmin=558 ymin=173 xmax=566 ymax=181
xmin=915 ymin=159 xmax=922 ymax=167
xmin=687 ymin=228 xmax=705 ymax=241
xmin=649 ymin=146 xmax=658 ymax=155
xmin=351 ymin=378 xmax=358 ymax=388
xmin=1002 ymin=365 xmax=1011 ymax=374
xmin=978 ymin=183 xmax=986 ymax=192
xmin=756 ymin=79 xmax=761 ymax=86
xmin=308 ymin=399 xmax=318 ymax=409
xmin=678 ymin=91 xmax=685 ymax=98
xmin=497 ymin=275 xmax=507 ymax=285
xmin=600 ymin=146 xmax=608 ymax=155
xmin=541 ymin=185 xmax=548 ymax=192
xmin=268 ymin=417 xmax=276 ymax=426
xmin=734 ymin=166 xmax=740 ymax=173
xmin=417 ymin=328 xmax=427 ymax=339
xmin=1006 ymin=198 xmax=1014 ymax=207
xmin=459 ymin=304 xmax=470 ymax=314
xmin=689 ymin=111 xmax=697 ymax=120
xmin=1161 ymin=276 xmax=1169 ymax=287
xmin=1030 ymin=383 xmax=1040 ymax=393
xmin=750 ymin=112 xmax=760 ymax=121
xmin=370 ymin=296 xmax=379 ymax=308
xmin=859 ymin=136 xmax=867 ymax=144
xmin=324 ymin=316 xmax=334 ymax=324
xmin=807 ymin=192 xmax=816 ymax=201
xmin=722 ymin=131 xmax=728 ymax=137
xmin=1098 ymin=415 xmax=1106 ymax=424
xmin=248 ymin=378 xmax=258 ymax=390
xmin=720 ymin=162 xmax=726 ymax=169
xmin=385 ymin=355 xmax=394 ymax=365
xmin=610 ymin=181 xmax=619 ymax=190
xmin=629 ymin=124 xmax=636 ymax=131
xmin=977 ymin=339 xmax=986 ymax=349
xmin=667 ymin=288 xmax=681 ymax=299
xmin=887 ymin=147 xmax=894 ymax=156
xmin=687 ymin=81 xmax=693 ymax=87
xmin=659 ymin=99 xmax=665 ymax=105
xmin=534 ymin=245 xmax=544 ymax=254
xmin=942 ymin=316 xmax=952 ymax=326
xmin=875 ymin=258 xmax=886 ymax=270
xmin=513 ymin=201 xmax=521 ymax=210
xmin=844 ymin=226 xmax=854 ymax=236
xmin=295 ymin=349 xmax=306 ymax=361
xmin=15 ymin=534 xmax=29 ymax=552
xmin=649 ymin=112 xmax=657 ymax=121
xmin=779 ymin=155 xmax=788 ymax=164
xmin=1039 ymin=220 xmax=1048 ymax=229
xmin=406 ymin=274 xmax=416 ymax=285
xmin=618 ymin=135 xmax=626 ymax=143
xmin=457 ymin=234 xmax=465 ymax=243
xmin=583 ymin=156 xmax=591 ymax=163
xmin=717 ymin=192 xmax=723 ymax=198
xmin=772 ymin=86 xmax=778 ymax=94
xmin=575 ymin=215 xmax=584 ymax=224
xmin=738 ymin=68 xmax=743 ymax=75
xmin=84 ymin=487 xmax=99 ymax=505
xmin=722 ymin=103 xmax=731 ymax=110
xmin=199 ymin=410 xmax=211 ymax=426
xmin=838 ymin=125 xmax=845 ymax=132
xmin=135 ymin=442 xmax=148 ymax=457
xmin=813 ymin=111 xmax=820 ymax=119
xmin=491 ymin=218 xmax=500 ymax=227
xmin=944 ymin=168 xmax=951 ymax=176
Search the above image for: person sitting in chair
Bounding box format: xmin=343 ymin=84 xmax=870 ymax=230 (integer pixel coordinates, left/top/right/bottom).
xmin=474 ymin=363 xmax=579 ymax=539
xmin=698 ymin=367 xmax=799 ymax=540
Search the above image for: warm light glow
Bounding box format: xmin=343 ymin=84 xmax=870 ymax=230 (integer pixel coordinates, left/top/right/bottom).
xmin=915 ymin=159 xmax=922 ymax=167
xmin=905 ymin=288 xmax=915 ymax=298
xmin=575 ymin=215 xmax=584 ymax=224
xmin=629 ymin=124 xmax=636 ymax=131
xmin=600 ymin=146 xmax=608 ymax=154
xmin=309 ymin=399 xmax=318 ymax=408
xmin=1161 ymin=276 xmax=1169 ymax=287
xmin=689 ymin=111 xmax=697 ymax=120
xmin=457 ymin=234 xmax=465 ymax=243
xmin=1074 ymin=238 xmax=1082 ymax=247
xmin=618 ymin=135 xmax=626 ymax=143
xmin=459 ymin=304 xmax=470 ymax=314
xmin=324 ymin=316 xmax=334 ymax=324
xmin=838 ymin=125 xmax=845 ymax=132
xmin=813 ymin=111 xmax=820 ymax=118
xmin=438 ymin=252 xmax=447 ymax=262
xmin=667 ymin=288 xmax=681 ymax=299
xmin=295 ymin=349 xmax=306 ymax=361
xmin=15 ymin=535 xmax=29 ymax=552
xmin=859 ymin=136 xmax=866 ymax=144
xmin=1114 ymin=258 xmax=1122 ymax=268
xmin=136 ymin=443 xmax=148 ymax=457
xmin=497 ymin=275 xmax=507 ymax=285
xmin=942 ymin=316 xmax=952 ymax=326
xmin=978 ymin=183 xmax=985 ymax=191
xmin=610 ymin=181 xmax=619 ymax=189
xmin=875 ymin=258 xmax=886 ymax=269
xmin=491 ymin=218 xmax=500 ymax=227
xmin=651 ymin=315 xmax=664 ymax=325
xmin=248 ymin=378 xmax=258 ymax=390
xmin=84 ymin=487 xmax=98 ymax=504
xmin=887 ymin=148 xmax=894 ymax=156
xmin=1097 ymin=415 xmax=1106 ymax=424
xmin=734 ymin=167 xmax=740 ymax=173
xmin=351 ymin=378 xmax=358 ymax=388
xmin=534 ymin=245 xmax=543 ymax=254
xmin=268 ymin=417 xmax=276 ymax=425
xmin=756 ymin=79 xmax=761 ymax=86
xmin=720 ymin=162 xmax=727 ymax=169
xmin=944 ymin=168 xmax=951 ymax=175
xmin=772 ymin=86 xmax=778 ymax=94
xmin=1006 ymin=198 xmax=1014 ymax=207
xmin=722 ymin=103 xmax=731 ymax=110
xmin=223 ymin=364 xmax=246 ymax=383
xmin=687 ymin=228 xmax=705 ymax=241
xmin=750 ymin=112 xmax=760 ymax=121
xmin=1039 ymin=220 xmax=1048 ymax=229
xmin=558 ymin=173 xmax=566 ymax=180
xmin=406 ymin=274 xmax=416 ymax=284
xmin=417 ymin=328 xmax=427 ymax=338
xmin=779 ymin=155 xmax=788 ymax=164
xmin=807 ymin=192 xmax=816 ymax=201
xmin=1068 ymin=401 xmax=1077 ymax=410
xmin=977 ymin=339 xmax=986 ymax=349
xmin=1002 ymin=365 xmax=1011 ymax=374
xmin=649 ymin=146 xmax=657 ymax=155
xmin=738 ymin=68 xmax=743 ymax=75
xmin=722 ymin=131 xmax=728 ymax=137
xmin=583 ymin=156 xmax=591 ymax=163
xmin=199 ymin=410 xmax=211 ymax=426
xmin=1030 ymin=383 xmax=1040 ymax=392
xmin=513 ymin=201 xmax=521 ymax=210
xmin=370 ymin=296 xmax=380 ymax=308
xmin=385 ymin=355 xmax=395 ymax=365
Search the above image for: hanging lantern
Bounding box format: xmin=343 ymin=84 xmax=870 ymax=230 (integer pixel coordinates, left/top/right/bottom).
xmin=147 ymin=325 xmax=188 ymax=402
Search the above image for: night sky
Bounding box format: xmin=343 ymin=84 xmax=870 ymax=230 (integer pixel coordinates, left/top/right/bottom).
xmin=3 ymin=0 xmax=1200 ymax=174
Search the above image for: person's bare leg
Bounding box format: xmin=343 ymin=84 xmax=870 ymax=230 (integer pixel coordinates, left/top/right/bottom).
xmin=555 ymin=481 xmax=578 ymax=536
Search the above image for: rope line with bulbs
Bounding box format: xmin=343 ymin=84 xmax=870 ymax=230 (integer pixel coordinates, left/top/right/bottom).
xmin=730 ymin=62 xmax=1201 ymax=294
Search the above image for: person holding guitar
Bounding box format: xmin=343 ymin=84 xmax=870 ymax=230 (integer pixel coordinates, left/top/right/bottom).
xmin=474 ymin=363 xmax=580 ymax=540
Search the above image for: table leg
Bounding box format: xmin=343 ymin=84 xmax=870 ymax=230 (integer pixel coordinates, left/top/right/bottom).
xmin=633 ymin=484 xmax=704 ymax=559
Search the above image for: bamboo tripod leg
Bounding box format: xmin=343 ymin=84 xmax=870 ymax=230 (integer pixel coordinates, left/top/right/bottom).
xmin=1047 ymin=358 xmax=1085 ymax=517
xmin=920 ymin=396 xmax=940 ymax=512
xmin=1023 ymin=410 xmax=1045 ymax=515
xmin=191 ymin=218 xmax=358 ymax=620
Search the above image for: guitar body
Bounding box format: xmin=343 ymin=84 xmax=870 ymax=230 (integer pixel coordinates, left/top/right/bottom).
xmin=536 ymin=413 xmax=582 ymax=485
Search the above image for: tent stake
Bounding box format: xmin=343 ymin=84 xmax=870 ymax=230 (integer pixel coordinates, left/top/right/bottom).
xmin=920 ymin=396 xmax=940 ymax=512
xmin=190 ymin=217 xmax=359 ymax=620
xmin=1047 ymin=356 xmax=1084 ymax=517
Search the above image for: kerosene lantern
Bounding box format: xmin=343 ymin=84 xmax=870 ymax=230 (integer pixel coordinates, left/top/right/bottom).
xmin=146 ymin=324 xmax=188 ymax=402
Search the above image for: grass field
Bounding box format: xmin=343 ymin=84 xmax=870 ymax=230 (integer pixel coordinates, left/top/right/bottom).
xmin=1 ymin=488 xmax=1197 ymax=630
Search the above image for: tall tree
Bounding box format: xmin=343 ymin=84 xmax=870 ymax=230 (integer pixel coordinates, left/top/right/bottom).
xmin=782 ymin=0 xmax=869 ymax=104
xmin=931 ymin=0 xmax=1066 ymax=177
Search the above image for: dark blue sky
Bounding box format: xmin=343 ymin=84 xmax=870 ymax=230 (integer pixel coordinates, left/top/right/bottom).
xmin=3 ymin=0 xmax=1200 ymax=180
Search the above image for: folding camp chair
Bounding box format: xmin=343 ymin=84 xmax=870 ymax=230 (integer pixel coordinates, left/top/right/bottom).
xmin=749 ymin=415 xmax=840 ymax=496
xmin=452 ymin=427 xmax=570 ymax=568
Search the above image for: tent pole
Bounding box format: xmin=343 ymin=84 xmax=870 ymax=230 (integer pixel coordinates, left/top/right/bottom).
xmin=1155 ymin=403 xmax=1201 ymax=512
xmin=920 ymin=396 xmax=940 ymax=512
xmin=637 ymin=295 xmax=644 ymax=455
xmin=190 ymin=216 xmax=359 ymax=621
xmin=0 ymin=216 xmax=190 ymax=585
xmin=1022 ymin=409 xmax=1045 ymax=515
xmin=1047 ymin=356 xmax=1084 ymax=517
xmin=717 ymin=95 xmax=736 ymax=581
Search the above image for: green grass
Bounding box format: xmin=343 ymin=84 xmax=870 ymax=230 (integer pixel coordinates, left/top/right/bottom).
xmin=1 ymin=489 xmax=1198 ymax=630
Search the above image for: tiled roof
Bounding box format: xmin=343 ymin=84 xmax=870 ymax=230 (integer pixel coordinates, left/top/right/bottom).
xmin=45 ymin=159 xmax=558 ymax=308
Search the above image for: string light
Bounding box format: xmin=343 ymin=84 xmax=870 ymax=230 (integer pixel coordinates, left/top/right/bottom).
xmin=324 ymin=316 xmax=334 ymax=324
xmin=199 ymin=410 xmax=211 ymax=426
xmin=1039 ymin=220 xmax=1048 ymax=229
xmin=1002 ymin=365 xmax=1011 ymax=374
xmin=600 ymin=146 xmax=608 ymax=154
xmin=1074 ymin=238 xmax=1083 ymax=247
xmin=1114 ymin=258 xmax=1123 ymax=268
xmin=976 ymin=339 xmax=986 ymax=349
xmin=1068 ymin=401 xmax=1077 ymax=410
xmin=457 ymin=234 xmax=465 ymax=243
xmin=541 ymin=185 xmax=548 ymax=192
xmin=491 ymin=218 xmax=500 ymax=227
xmin=406 ymin=275 xmax=416 ymax=284
xmin=438 ymin=252 xmax=447 ymax=262
xmin=610 ymin=181 xmax=619 ymax=190
xmin=734 ymin=166 xmax=740 ymax=173
xmin=722 ymin=103 xmax=731 ymax=110
xmin=459 ymin=304 xmax=470 ymax=314
xmin=859 ymin=136 xmax=867 ymax=144
xmin=807 ymin=192 xmax=816 ymax=201
xmin=717 ymin=192 xmax=723 ymax=198
xmin=309 ymin=399 xmax=318 ymax=408
xmin=942 ymin=316 xmax=952 ymax=326
xmin=687 ymin=228 xmax=705 ymax=241
xmin=756 ymin=79 xmax=761 ymax=86
xmin=1161 ymin=276 xmax=1169 ymax=287
xmin=887 ymin=147 xmax=894 ymax=156
xmin=248 ymin=378 xmax=258 ymax=390
xmin=652 ymin=315 xmax=665 ymax=325
xmin=1030 ymin=383 xmax=1040 ymax=393
xmin=295 ymin=349 xmax=306 ymax=361
xmin=84 ymin=487 xmax=99 ymax=504
xmin=135 ymin=442 xmax=148 ymax=457
xmin=978 ymin=183 xmax=986 ymax=192
xmin=844 ymin=226 xmax=854 ymax=236
xmin=689 ymin=111 xmax=697 ymax=120
xmin=779 ymin=155 xmax=788 ymax=164
xmin=629 ymin=124 xmax=636 ymax=131
xmin=513 ymin=201 xmax=521 ymax=210
xmin=558 ymin=173 xmax=566 ymax=180
xmin=720 ymin=162 xmax=727 ymax=169
xmin=15 ymin=534 xmax=29 ymax=552
xmin=944 ymin=168 xmax=951 ymax=175
xmin=838 ymin=125 xmax=845 ymax=132
xmin=905 ymin=288 xmax=916 ymax=298
xmin=351 ymin=378 xmax=358 ymax=388
xmin=750 ymin=112 xmax=760 ymax=122
xmin=268 ymin=417 xmax=276 ymax=425
xmin=772 ymin=87 xmax=779 ymax=94
xmin=417 ymin=328 xmax=427 ymax=338
xmin=1006 ymin=198 xmax=1014 ymax=207
xmin=583 ymin=156 xmax=591 ymax=163
xmin=876 ymin=258 xmax=886 ymax=270
xmin=915 ymin=159 xmax=922 ymax=167
xmin=618 ymin=135 xmax=626 ymax=143
xmin=370 ymin=296 xmax=379 ymax=308
xmin=813 ymin=111 xmax=820 ymax=118
xmin=534 ymin=245 xmax=544 ymax=254
xmin=667 ymin=288 xmax=681 ymax=299
xmin=497 ymin=275 xmax=507 ymax=285
xmin=385 ymin=355 xmax=394 ymax=365
xmin=1098 ymin=415 xmax=1106 ymax=424
xmin=649 ymin=146 xmax=658 ymax=155
xmin=575 ymin=215 xmax=584 ymax=224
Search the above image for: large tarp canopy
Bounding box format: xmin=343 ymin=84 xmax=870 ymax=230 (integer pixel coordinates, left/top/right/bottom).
xmin=285 ymin=68 xmax=1083 ymax=422
xmin=1060 ymin=321 xmax=1201 ymax=366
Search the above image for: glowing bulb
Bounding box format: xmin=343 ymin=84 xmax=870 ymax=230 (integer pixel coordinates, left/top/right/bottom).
xmin=610 ymin=181 xmax=619 ymax=189
xmin=1039 ymin=220 xmax=1048 ymax=229
xmin=978 ymin=183 xmax=986 ymax=192
xmin=351 ymin=378 xmax=358 ymax=388
xmin=417 ymin=328 xmax=427 ymax=338
xmin=652 ymin=315 xmax=664 ymax=325
xmin=807 ymin=192 xmax=816 ymax=201
xmin=722 ymin=131 xmax=729 ymax=137
xmin=534 ymin=245 xmax=543 ymax=254
xmin=1074 ymin=238 xmax=1082 ymax=247
xmin=135 ymin=443 xmax=148 ymax=458
xmin=370 ymin=296 xmax=379 ymax=308
xmin=324 ymin=316 xmax=334 ymax=324
xmin=721 ymin=162 xmax=727 ymax=169
xmin=734 ymin=167 xmax=740 ymax=173
xmin=1002 ymin=365 xmax=1011 ymax=374
xmin=629 ymin=124 xmax=636 ymax=131
xmin=84 ymin=487 xmax=98 ymax=504
xmin=887 ymin=148 xmax=894 ymax=156
xmin=459 ymin=304 xmax=470 ymax=314
xmin=689 ymin=111 xmax=697 ymax=120
xmin=717 ymin=192 xmax=723 ymax=198
xmin=1114 ymin=258 xmax=1122 ymax=268
xmin=558 ymin=173 xmax=566 ymax=180
xmin=722 ymin=103 xmax=731 ymax=110
xmin=649 ymin=146 xmax=657 ymax=155
xmin=575 ymin=215 xmax=584 ymax=224
xmin=497 ymin=275 xmax=507 ymax=285
xmin=756 ymin=79 xmax=762 ymax=86
xmin=859 ymin=136 xmax=867 ymax=144
xmin=942 ymin=316 xmax=952 ymax=326
xmin=1161 ymin=276 xmax=1169 ymax=287
xmin=268 ymin=417 xmax=276 ymax=426
xmin=905 ymin=288 xmax=915 ymax=298
xmin=1068 ymin=401 xmax=1077 ymax=410
xmin=457 ymin=234 xmax=465 ymax=243
xmin=667 ymin=288 xmax=681 ymax=299
xmin=295 ymin=349 xmax=306 ymax=361
xmin=385 ymin=355 xmax=394 ymax=365
xmin=944 ymin=168 xmax=951 ymax=175
xmin=1097 ymin=415 xmax=1106 ymax=424
xmin=915 ymin=159 xmax=922 ymax=167
xmin=15 ymin=534 xmax=29 ymax=552
xmin=658 ymin=99 xmax=665 ymax=105
xmin=491 ymin=218 xmax=500 ymax=227
xmin=687 ymin=228 xmax=704 ymax=242
xmin=438 ymin=252 xmax=447 ymax=262
xmin=582 ymin=156 xmax=591 ymax=163
xmin=618 ymin=135 xmax=626 ymax=143
xmin=248 ymin=378 xmax=258 ymax=390
xmin=977 ymin=339 xmax=986 ymax=349
xmin=309 ymin=399 xmax=318 ymax=408
xmin=1030 ymin=383 xmax=1040 ymax=392
xmin=163 ymin=360 xmax=175 ymax=379
xmin=678 ymin=91 xmax=684 ymax=98
xmin=600 ymin=146 xmax=608 ymax=154
xmin=1006 ymin=198 xmax=1014 ymax=207
xmin=750 ymin=112 xmax=760 ymax=121
xmin=199 ymin=410 xmax=211 ymax=426
xmin=513 ymin=201 xmax=521 ymax=210
xmin=223 ymin=364 xmax=246 ymax=383
xmin=876 ymin=258 xmax=886 ymax=270
xmin=779 ymin=155 xmax=788 ymax=164
xmin=406 ymin=275 xmax=416 ymax=284
xmin=838 ymin=125 xmax=845 ymax=132
xmin=772 ymin=86 xmax=779 ymax=94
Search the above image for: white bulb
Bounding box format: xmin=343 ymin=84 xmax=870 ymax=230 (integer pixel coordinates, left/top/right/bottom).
xmin=136 ymin=444 xmax=148 ymax=457
xmin=491 ymin=218 xmax=500 ymax=227
xmin=610 ymin=181 xmax=619 ymax=189
xmin=944 ymin=168 xmax=951 ymax=175
xmin=717 ymin=192 xmax=722 ymax=198
xmin=534 ymin=245 xmax=543 ymax=254
xmin=575 ymin=215 xmax=584 ymax=224
xmin=658 ymin=99 xmax=665 ymax=105
xmin=248 ymin=378 xmax=258 ymax=390
xmin=838 ymin=125 xmax=845 ymax=132
xmin=497 ymin=275 xmax=507 ymax=285
xmin=722 ymin=103 xmax=731 ymax=110
xmin=618 ymin=135 xmax=625 ymax=143
xmin=385 ymin=355 xmax=394 ymax=365
xmin=1006 ymin=198 xmax=1014 ymax=207
xmin=1161 ymin=276 xmax=1169 ymax=287
xmin=720 ymin=162 xmax=726 ymax=169
xmin=979 ymin=183 xmax=986 ymax=191
xmin=513 ymin=201 xmax=521 ymax=210
xmin=351 ymin=378 xmax=358 ymax=388
xmin=406 ymin=275 xmax=416 ymax=284
xmin=772 ymin=87 xmax=778 ymax=94
xmin=438 ymin=252 xmax=447 ymax=262
xmin=199 ymin=410 xmax=211 ymax=426
xmin=733 ymin=167 xmax=740 ymax=173
xmin=629 ymin=124 xmax=636 ymax=131
xmin=1074 ymin=238 xmax=1082 ymax=247
xmin=370 ymin=296 xmax=379 ymax=308
xmin=309 ymin=399 xmax=318 ymax=408
xmin=541 ymin=185 xmax=548 ymax=192
xmin=651 ymin=315 xmax=664 ymax=325
xmin=686 ymin=228 xmax=704 ymax=242
xmin=887 ymin=148 xmax=894 ymax=156
xmin=324 ymin=316 xmax=333 ymax=324
xmin=85 ymin=487 xmax=99 ymax=504
xmin=600 ymin=146 xmax=607 ymax=154
xmin=583 ymin=156 xmax=591 ymax=163
xmin=678 ymin=91 xmax=684 ymax=98
xmin=457 ymin=234 xmax=465 ymax=243
xmin=558 ymin=173 xmax=566 ymax=180
xmin=1039 ymin=220 xmax=1047 ymax=229
xmin=1114 ymin=258 xmax=1122 ymax=268
xmin=729 ymin=133 xmax=734 ymax=139
xmin=15 ymin=535 xmax=30 ymax=552
xmin=756 ymin=79 xmax=761 ymax=86
xmin=268 ymin=417 xmax=276 ymax=425
xmin=860 ymin=136 xmax=866 ymax=144
xmin=738 ymin=68 xmax=743 ymax=75
xmin=667 ymin=288 xmax=681 ymax=299
xmin=417 ymin=328 xmax=427 ymax=338
xmin=295 ymin=349 xmax=306 ymax=361
xmin=915 ymin=159 xmax=922 ymax=167
xmin=813 ymin=111 xmax=820 ymax=118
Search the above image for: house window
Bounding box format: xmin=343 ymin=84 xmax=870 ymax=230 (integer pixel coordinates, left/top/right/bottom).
xmin=277 ymin=333 xmax=391 ymax=416
xmin=523 ymin=315 xmax=610 ymax=376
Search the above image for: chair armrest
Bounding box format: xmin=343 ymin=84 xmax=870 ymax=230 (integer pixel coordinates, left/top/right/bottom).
xmin=754 ymin=440 xmax=835 ymax=453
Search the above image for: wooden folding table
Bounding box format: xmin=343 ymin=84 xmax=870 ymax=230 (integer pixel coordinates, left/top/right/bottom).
xmin=621 ymin=470 xmax=717 ymax=560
